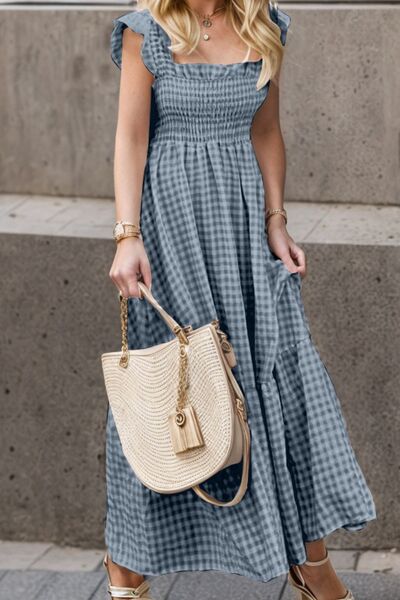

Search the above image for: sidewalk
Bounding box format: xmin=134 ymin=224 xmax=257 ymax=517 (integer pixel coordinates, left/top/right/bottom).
xmin=0 ymin=542 xmax=399 ymax=600
xmin=1 ymin=193 xmax=400 ymax=245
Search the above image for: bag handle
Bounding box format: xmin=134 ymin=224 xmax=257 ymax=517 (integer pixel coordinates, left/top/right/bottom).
xmin=193 ymin=328 xmax=251 ymax=507
xmin=192 ymin=401 xmax=250 ymax=507
xmin=119 ymin=282 xmax=189 ymax=368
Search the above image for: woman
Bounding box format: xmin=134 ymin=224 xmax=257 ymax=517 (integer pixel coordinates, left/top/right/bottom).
xmin=103 ymin=1 xmax=376 ymax=598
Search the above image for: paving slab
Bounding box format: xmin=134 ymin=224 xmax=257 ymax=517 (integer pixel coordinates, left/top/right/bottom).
xmin=281 ymin=572 xmax=400 ymax=600
xmin=283 ymin=201 xmax=331 ymax=242
xmin=159 ymin=570 xmax=286 ymax=600
xmin=1 ymin=194 xmax=400 ymax=247
xmin=0 ymin=570 xmax=50 ymax=599
xmin=357 ymin=550 xmax=400 ymax=575
xmin=6 ymin=195 xmax=77 ymax=222
xmin=0 ymin=195 xmax=28 ymax=217
xmin=329 ymin=550 xmax=358 ymax=571
xmin=305 ymin=203 xmax=400 ymax=247
xmin=93 ymin=570 xmax=286 ymax=600
xmin=0 ymin=569 xmax=285 ymax=600
xmin=0 ymin=570 xmax=105 ymax=600
xmin=1 ymin=569 xmax=400 ymax=600
xmin=31 ymin=571 xmax=105 ymax=600
xmin=30 ymin=545 xmax=105 ymax=572
xmin=0 ymin=541 xmax=53 ymax=570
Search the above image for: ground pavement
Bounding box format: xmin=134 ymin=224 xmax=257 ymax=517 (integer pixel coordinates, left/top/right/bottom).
xmin=0 ymin=542 xmax=399 ymax=600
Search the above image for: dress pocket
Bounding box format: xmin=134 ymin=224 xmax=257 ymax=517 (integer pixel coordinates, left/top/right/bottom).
xmin=278 ymin=258 xmax=303 ymax=289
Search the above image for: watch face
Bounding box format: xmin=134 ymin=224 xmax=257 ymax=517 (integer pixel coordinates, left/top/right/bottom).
xmin=113 ymin=223 xmax=124 ymax=239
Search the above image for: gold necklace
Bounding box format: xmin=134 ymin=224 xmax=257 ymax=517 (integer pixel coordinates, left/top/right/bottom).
xmin=192 ymin=4 xmax=226 ymax=41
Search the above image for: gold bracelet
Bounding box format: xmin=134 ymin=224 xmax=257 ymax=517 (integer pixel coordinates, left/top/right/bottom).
xmin=265 ymin=208 xmax=287 ymax=224
xmin=113 ymin=220 xmax=141 ymax=242
xmin=116 ymin=231 xmax=141 ymax=244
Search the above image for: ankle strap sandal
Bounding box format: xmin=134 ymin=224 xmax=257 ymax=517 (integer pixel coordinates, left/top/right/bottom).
xmin=288 ymin=551 xmax=354 ymax=600
xmin=103 ymin=553 xmax=153 ymax=599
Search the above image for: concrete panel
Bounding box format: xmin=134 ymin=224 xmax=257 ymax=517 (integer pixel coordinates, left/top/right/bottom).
xmin=0 ymin=5 xmax=399 ymax=203
xmin=0 ymin=7 xmax=119 ymax=198
xmin=300 ymin=243 xmax=400 ymax=550
xmin=0 ymin=234 xmax=116 ymax=548
xmin=281 ymin=5 xmax=400 ymax=206
xmin=0 ymin=230 xmax=398 ymax=549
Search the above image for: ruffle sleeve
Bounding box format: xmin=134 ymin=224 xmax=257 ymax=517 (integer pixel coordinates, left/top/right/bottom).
xmin=268 ymin=2 xmax=291 ymax=46
xmin=110 ymin=9 xmax=156 ymax=76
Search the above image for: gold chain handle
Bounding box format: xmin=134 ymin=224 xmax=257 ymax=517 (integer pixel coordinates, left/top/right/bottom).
xmin=119 ymin=293 xmax=129 ymax=368
xmin=118 ymin=285 xmax=190 ymax=369
xmin=118 ymin=289 xmax=190 ymax=422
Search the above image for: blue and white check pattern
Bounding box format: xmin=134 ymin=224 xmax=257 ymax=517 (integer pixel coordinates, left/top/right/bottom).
xmin=105 ymin=7 xmax=376 ymax=583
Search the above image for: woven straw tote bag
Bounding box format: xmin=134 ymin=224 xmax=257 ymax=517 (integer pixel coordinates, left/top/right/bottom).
xmin=101 ymin=281 xmax=251 ymax=507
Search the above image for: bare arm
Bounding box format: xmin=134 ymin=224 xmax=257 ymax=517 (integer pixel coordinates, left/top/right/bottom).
xmin=251 ymin=77 xmax=306 ymax=276
xmin=251 ymin=79 xmax=286 ymax=214
xmin=109 ymin=27 xmax=154 ymax=297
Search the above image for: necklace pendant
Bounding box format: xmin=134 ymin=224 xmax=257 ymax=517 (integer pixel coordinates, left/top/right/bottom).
xmin=203 ymin=33 xmax=210 ymax=41
xmin=202 ymin=17 xmax=212 ymax=27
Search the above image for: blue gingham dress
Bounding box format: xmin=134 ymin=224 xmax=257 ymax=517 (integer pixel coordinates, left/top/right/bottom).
xmin=105 ymin=7 xmax=376 ymax=583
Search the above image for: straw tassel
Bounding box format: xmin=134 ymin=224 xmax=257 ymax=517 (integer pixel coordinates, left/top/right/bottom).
xmin=168 ymin=405 xmax=205 ymax=454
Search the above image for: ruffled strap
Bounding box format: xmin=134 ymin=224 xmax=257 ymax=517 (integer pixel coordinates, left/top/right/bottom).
xmin=110 ymin=9 xmax=156 ymax=75
xmin=268 ymin=2 xmax=291 ymax=46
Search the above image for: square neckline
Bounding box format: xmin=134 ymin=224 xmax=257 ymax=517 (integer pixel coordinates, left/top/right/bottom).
xmin=171 ymin=56 xmax=263 ymax=68
xmin=148 ymin=9 xmax=263 ymax=69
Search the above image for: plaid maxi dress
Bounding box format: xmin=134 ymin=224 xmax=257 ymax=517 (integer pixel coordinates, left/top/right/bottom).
xmin=105 ymin=6 xmax=376 ymax=583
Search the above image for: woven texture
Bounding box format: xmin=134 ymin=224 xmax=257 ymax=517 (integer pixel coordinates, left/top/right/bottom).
xmin=102 ymin=325 xmax=243 ymax=493
xmin=105 ymin=7 xmax=376 ymax=583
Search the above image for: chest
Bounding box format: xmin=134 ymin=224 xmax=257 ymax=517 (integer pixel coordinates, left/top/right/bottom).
xmin=153 ymin=70 xmax=269 ymax=126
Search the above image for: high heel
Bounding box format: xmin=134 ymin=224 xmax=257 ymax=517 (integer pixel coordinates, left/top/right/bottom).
xmin=287 ymin=551 xmax=354 ymax=600
xmin=103 ymin=552 xmax=153 ymax=599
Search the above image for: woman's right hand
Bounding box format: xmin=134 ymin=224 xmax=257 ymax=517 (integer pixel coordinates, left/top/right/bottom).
xmin=109 ymin=237 xmax=152 ymax=299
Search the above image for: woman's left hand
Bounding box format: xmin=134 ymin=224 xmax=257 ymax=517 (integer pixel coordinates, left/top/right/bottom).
xmin=266 ymin=216 xmax=307 ymax=277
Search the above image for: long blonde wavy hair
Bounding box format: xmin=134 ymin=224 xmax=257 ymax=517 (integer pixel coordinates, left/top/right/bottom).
xmin=137 ymin=0 xmax=285 ymax=90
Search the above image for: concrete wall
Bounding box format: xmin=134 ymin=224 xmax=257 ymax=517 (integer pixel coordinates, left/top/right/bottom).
xmin=0 ymin=222 xmax=399 ymax=549
xmin=0 ymin=5 xmax=399 ymax=204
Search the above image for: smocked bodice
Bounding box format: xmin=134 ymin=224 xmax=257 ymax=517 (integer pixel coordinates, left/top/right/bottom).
xmin=152 ymin=66 xmax=269 ymax=144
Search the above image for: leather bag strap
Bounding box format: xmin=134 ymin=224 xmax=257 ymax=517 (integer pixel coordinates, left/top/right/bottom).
xmin=137 ymin=281 xmax=185 ymax=338
xmin=192 ymin=406 xmax=250 ymax=507
xmin=192 ymin=327 xmax=251 ymax=507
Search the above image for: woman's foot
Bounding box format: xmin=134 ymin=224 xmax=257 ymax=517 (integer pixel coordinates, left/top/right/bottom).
xmin=104 ymin=552 xmax=145 ymax=588
xmin=296 ymin=558 xmax=348 ymax=600
xmin=290 ymin=540 xmax=350 ymax=600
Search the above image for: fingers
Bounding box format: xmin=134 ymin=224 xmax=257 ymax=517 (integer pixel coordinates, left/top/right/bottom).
xmin=126 ymin=273 xmax=141 ymax=299
xmin=110 ymin=269 xmax=130 ymax=299
xmin=281 ymin=252 xmax=299 ymax=274
xmin=290 ymin=243 xmax=307 ymax=277
xmin=110 ymin=271 xmax=135 ymax=298
xmin=139 ymin=255 xmax=152 ymax=292
xmin=109 ymin=264 xmax=144 ymax=299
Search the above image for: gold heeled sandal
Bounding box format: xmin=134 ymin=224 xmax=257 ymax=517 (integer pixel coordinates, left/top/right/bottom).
xmin=288 ymin=551 xmax=354 ymax=600
xmin=103 ymin=553 xmax=153 ymax=599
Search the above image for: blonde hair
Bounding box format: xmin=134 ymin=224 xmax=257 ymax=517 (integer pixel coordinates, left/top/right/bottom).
xmin=138 ymin=0 xmax=285 ymax=90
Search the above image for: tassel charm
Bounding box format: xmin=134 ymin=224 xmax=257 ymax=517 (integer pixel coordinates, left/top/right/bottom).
xmin=168 ymin=405 xmax=205 ymax=454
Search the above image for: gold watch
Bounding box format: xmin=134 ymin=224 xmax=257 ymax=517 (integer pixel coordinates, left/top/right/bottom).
xmin=113 ymin=221 xmax=141 ymax=242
